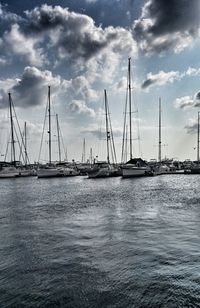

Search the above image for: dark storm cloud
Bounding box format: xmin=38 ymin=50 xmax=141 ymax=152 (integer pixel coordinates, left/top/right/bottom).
xmin=194 ymin=91 xmax=200 ymax=107
xmin=0 ymin=3 xmax=136 ymax=68
xmin=1 ymin=0 xmax=140 ymax=28
xmin=141 ymin=78 xmax=156 ymax=89
xmin=0 ymin=66 xmax=98 ymax=110
xmin=133 ymin=0 xmax=200 ymax=54
xmin=23 ymin=5 xmax=129 ymax=61
xmin=195 ymin=91 xmax=200 ymax=100
xmin=0 ymin=66 xmax=60 ymax=109
xmin=12 ymin=67 xmax=49 ymax=107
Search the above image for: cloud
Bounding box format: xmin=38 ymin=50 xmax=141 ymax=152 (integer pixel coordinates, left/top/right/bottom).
xmin=133 ymin=0 xmax=200 ymax=54
xmin=142 ymin=66 xmax=200 ymax=89
xmin=0 ymin=78 xmax=18 ymax=108
xmin=0 ymin=57 xmax=7 ymax=65
xmin=112 ymin=77 xmax=128 ymax=92
xmin=175 ymin=96 xmax=195 ymax=109
xmin=0 ymin=3 xmax=22 ymax=24
xmin=24 ymin=4 xmax=137 ymax=62
xmin=195 ymin=91 xmax=200 ymax=101
xmin=0 ymin=66 xmax=98 ymax=112
xmin=185 ymin=67 xmax=200 ymax=77
xmin=62 ymin=76 xmax=98 ymax=103
xmin=185 ymin=118 xmax=198 ymax=134
xmin=69 ymin=100 xmax=96 ymax=118
xmin=141 ymin=70 xmax=180 ymax=89
xmin=175 ymin=92 xmax=200 ymax=109
xmin=3 ymin=24 xmax=45 ymax=66
xmin=0 ymin=3 xmax=137 ymax=86
xmin=11 ymin=66 xmax=61 ymax=108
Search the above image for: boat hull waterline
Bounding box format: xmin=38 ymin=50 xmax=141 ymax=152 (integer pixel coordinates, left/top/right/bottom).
xmin=122 ymin=166 xmax=150 ymax=178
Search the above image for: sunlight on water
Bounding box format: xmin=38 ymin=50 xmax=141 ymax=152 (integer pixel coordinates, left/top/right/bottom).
xmin=0 ymin=175 xmax=200 ymax=307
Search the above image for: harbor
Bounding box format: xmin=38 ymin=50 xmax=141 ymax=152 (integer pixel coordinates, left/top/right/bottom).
xmin=1 ymin=0 xmax=200 ymax=307
xmin=1 ymin=59 xmax=200 ymax=179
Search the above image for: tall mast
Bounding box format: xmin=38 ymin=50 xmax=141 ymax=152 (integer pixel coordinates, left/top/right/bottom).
xmin=56 ymin=114 xmax=61 ymax=163
xmin=90 ymin=147 xmax=93 ymax=165
xmin=104 ymin=89 xmax=110 ymax=164
xmin=125 ymin=124 xmax=128 ymax=163
xmin=128 ymin=57 xmax=133 ymax=160
xmin=158 ymin=98 xmax=162 ymax=163
xmin=48 ymin=86 xmax=51 ymax=164
xmin=8 ymin=92 xmax=16 ymax=166
xmin=81 ymin=138 xmax=86 ymax=163
xmin=83 ymin=138 xmax=85 ymax=163
xmin=24 ymin=121 xmax=28 ymax=166
xmin=197 ymin=111 xmax=200 ymax=164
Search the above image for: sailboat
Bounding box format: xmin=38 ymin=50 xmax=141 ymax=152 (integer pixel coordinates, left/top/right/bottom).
xmin=88 ymin=89 xmax=119 ymax=178
xmin=121 ymin=58 xmax=150 ymax=178
xmin=37 ymin=86 xmax=66 ymax=178
xmin=18 ymin=122 xmax=36 ymax=176
xmin=76 ymin=139 xmax=93 ymax=175
xmin=149 ymin=98 xmax=170 ymax=175
xmin=0 ymin=93 xmax=20 ymax=178
xmin=54 ymin=114 xmax=79 ymax=176
xmin=190 ymin=111 xmax=200 ymax=174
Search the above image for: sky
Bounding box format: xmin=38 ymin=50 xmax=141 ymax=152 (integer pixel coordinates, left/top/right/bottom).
xmin=0 ymin=0 xmax=200 ymax=163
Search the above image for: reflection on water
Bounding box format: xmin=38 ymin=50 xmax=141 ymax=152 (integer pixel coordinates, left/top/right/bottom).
xmin=0 ymin=175 xmax=200 ymax=307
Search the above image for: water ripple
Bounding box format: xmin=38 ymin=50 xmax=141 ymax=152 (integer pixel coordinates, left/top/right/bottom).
xmin=0 ymin=175 xmax=200 ymax=307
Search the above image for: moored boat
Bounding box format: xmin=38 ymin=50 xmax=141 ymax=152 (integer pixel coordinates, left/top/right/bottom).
xmin=0 ymin=166 xmax=19 ymax=178
xmin=37 ymin=165 xmax=65 ymax=178
xmin=37 ymin=86 xmax=73 ymax=179
xmin=121 ymin=58 xmax=150 ymax=178
xmin=189 ymin=112 xmax=200 ymax=174
xmin=88 ymin=89 xmax=120 ymax=178
xmin=88 ymin=161 xmax=111 ymax=178
xmin=122 ymin=158 xmax=150 ymax=177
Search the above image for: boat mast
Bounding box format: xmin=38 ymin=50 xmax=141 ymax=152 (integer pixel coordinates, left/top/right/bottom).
xmin=90 ymin=147 xmax=93 ymax=165
xmin=128 ymin=57 xmax=133 ymax=160
xmin=8 ymin=92 xmax=16 ymax=166
xmin=104 ymin=89 xmax=110 ymax=164
xmin=197 ymin=111 xmax=200 ymax=164
xmin=158 ymin=98 xmax=162 ymax=163
xmin=125 ymin=124 xmax=128 ymax=163
xmin=56 ymin=114 xmax=61 ymax=163
xmin=48 ymin=86 xmax=51 ymax=165
xmin=81 ymin=138 xmax=86 ymax=163
xmin=24 ymin=121 xmax=28 ymax=166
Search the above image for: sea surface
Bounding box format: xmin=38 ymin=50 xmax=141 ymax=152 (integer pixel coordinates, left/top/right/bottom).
xmin=0 ymin=175 xmax=200 ymax=308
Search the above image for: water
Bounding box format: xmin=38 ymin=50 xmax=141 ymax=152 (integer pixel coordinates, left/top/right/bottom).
xmin=0 ymin=175 xmax=200 ymax=308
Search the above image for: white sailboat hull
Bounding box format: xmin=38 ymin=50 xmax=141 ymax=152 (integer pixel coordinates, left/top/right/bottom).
xmin=37 ymin=168 xmax=64 ymax=178
xmin=37 ymin=166 xmax=79 ymax=178
xmin=122 ymin=166 xmax=149 ymax=178
xmin=19 ymin=169 xmax=36 ymax=177
xmin=0 ymin=167 xmax=19 ymax=178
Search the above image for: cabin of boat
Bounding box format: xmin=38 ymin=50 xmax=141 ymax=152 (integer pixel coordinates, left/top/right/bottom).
xmin=87 ymin=161 xmax=111 ymax=178
xmin=122 ymin=158 xmax=151 ymax=177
